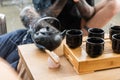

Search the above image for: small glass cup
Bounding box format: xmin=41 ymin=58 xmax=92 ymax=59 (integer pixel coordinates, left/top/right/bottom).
xmin=88 ymin=28 xmax=105 ymax=39
xmin=112 ymin=34 xmax=120 ymax=53
xmin=66 ymin=29 xmax=83 ymax=48
xmin=86 ymin=37 xmax=104 ymax=58
xmin=109 ymin=25 xmax=120 ymax=40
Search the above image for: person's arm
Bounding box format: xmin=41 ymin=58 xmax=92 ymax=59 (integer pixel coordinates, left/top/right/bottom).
xmin=74 ymin=0 xmax=95 ymax=21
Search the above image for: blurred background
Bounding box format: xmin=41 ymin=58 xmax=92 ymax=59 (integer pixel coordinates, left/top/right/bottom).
xmin=95 ymin=0 xmax=120 ymax=33
xmin=0 ymin=0 xmax=32 ymax=33
xmin=0 ymin=0 xmax=120 ymax=33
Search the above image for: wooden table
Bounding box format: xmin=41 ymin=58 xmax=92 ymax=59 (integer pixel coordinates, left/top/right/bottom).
xmin=17 ymin=37 xmax=120 ymax=80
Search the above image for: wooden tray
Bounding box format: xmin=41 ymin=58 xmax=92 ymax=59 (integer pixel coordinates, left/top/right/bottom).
xmin=63 ymin=39 xmax=120 ymax=74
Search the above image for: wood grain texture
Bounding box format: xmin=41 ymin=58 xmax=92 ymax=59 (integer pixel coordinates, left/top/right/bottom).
xmin=64 ymin=39 xmax=120 ymax=74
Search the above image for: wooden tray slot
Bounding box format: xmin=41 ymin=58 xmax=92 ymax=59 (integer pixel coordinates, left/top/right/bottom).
xmin=64 ymin=39 xmax=120 ymax=74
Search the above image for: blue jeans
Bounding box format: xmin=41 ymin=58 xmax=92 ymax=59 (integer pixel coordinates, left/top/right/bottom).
xmin=0 ymin=29 xmax=33 ymax=70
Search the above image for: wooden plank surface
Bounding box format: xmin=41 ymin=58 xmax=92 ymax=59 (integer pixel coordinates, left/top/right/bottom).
xmin=18 ymin=42 xmax=120 ymax=80
xmin=64 ymin=38 xmax=120 ymax=74
xmin=18 ymin=43 xmax=77 ymax=80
